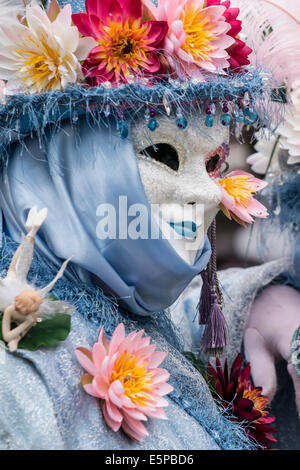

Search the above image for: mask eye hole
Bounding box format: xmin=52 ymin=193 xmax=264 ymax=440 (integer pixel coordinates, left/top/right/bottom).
xmin=206 ymin=154 xmax=221 ymax=174
xmin=205 ymin=145 xmax=229 ymax=177
xmin=139 ymin=143 xmax=180 ymax=172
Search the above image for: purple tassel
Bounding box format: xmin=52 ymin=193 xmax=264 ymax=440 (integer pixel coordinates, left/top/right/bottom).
xmin=197 ymin=219 xmax=228 ymax=356
xmin=201 ymin=293 xmax=228 ymax=357
xmin=198 ymin=270 xmax=211 ymax=325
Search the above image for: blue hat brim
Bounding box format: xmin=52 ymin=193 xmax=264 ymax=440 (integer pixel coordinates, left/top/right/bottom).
xmin=0 ymin=69 xmax=282 ymax=170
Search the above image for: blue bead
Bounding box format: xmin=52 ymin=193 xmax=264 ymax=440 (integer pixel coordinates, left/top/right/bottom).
xmin=221 ymin=113 xmax=232 ymax=126
xmin=148 ymin=118 xmax=158 ymax=131
xmin=176 ymin=117 xmax=188 ymax=130
xmin=205 ymin=115 xmax=214 ymax=127
xmin=234 ymin=110 xmax=245 ymax=123
xmin=117 ymin=120 xmax=128 ymax=139
xmin=243 ymin=107 xmax=258 ymax=124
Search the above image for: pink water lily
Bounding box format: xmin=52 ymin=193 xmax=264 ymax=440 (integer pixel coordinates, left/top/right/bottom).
xmin=217 ymin=170 xmax=269 ymax=226
xmin=143 ymin=0 xmax=235 ymax=79
xmin=75 ymin=323 xmax=173 ymax=442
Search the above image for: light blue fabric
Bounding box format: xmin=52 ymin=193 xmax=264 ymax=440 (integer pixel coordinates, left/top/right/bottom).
xmin=0 ymin=116 xmax=211 ymax=316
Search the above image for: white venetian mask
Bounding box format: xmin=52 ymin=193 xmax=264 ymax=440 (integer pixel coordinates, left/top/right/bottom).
xmin=131 ymin=110 xmax=230 ymax=264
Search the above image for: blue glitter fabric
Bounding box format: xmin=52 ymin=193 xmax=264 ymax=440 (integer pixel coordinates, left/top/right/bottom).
xmin=0 ymin=235 xmax=259 ymax=450
xmin=51 ymin=0 xmax=83 ymax=12
xmin=292 ymin=327 xmax=300 ymax=379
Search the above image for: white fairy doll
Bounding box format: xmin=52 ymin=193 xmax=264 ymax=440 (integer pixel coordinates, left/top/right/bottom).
xmin=1 ymin=206 xmax=73 ymax=352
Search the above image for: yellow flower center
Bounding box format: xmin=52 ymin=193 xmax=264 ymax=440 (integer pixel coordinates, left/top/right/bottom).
xmin=111 ymin=352 xmax=154 ymax=407
xmin=180 ymin=4 xmax=216 ymax=62
xmin=218 ymin=175 xmax=256 ymax=207
xmin=96 ymin=19 xmax=151 ymax=78
xmin=16 ymin=33 xmax=62 ymax=92
xmin=243 ymin=388 xmax=269 ymax=420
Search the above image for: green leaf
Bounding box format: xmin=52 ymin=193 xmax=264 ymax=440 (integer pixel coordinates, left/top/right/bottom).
xmin=184 ymin=351 xmax=217 ymax=396
xmin=184 ymin=351 xmax=207 ymax=377
xmin=0 ymin=313 xmax=71 ymax=351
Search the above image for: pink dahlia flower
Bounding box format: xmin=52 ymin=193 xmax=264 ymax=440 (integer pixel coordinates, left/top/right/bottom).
xmin=206 ymin=0 xmax=252 ymax=70
xmin=143 ymin=0 xmax=235 ymax=80
xmin=75 ymin=323 xmax=173 ymax=442
xmin=217 ymin=170 xmax=269 ymax=226
xmin=72 ymin=0 xmax=168 ymax=85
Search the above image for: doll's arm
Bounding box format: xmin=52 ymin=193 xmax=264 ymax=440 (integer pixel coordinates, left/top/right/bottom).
xmin=2 ymin=305 xmax=34 ymax=344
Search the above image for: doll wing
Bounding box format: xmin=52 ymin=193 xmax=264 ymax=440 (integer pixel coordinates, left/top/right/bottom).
xmin=40 ymin=299 xmax=75 ymax=319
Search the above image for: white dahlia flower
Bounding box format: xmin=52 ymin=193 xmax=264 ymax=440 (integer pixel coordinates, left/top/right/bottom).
xmin=0 ymin=1 xmax=96 ymax=94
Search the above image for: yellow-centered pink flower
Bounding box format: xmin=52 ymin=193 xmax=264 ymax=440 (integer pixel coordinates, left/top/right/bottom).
xmin=75 ymin=323 xmax=173 ymax=442
xmin=143 ymin=0 xmax=235 ymax=79
xmin=217 ymin=170 xmax=269 ymax=226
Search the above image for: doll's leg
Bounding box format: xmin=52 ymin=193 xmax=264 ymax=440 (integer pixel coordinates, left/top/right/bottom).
xmin=287 ymin=363 xmax=300 ymax=418
xmin=5 ymin=245 xmax=22 ymax=279
xmin=244 ymin=327 xmax=277 ymax=401
xmin=14 ymin=207 xmax=48 ymax=281
xmin=25 ymin=206 xmax=48 ymax=238
xmin=5 ymin=207 xmax=48 ymax=281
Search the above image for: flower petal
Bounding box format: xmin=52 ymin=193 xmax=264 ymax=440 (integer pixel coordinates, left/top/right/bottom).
xmin=109 ymin=323 xmax=126 ymax=356
xmin=148 ymin=351 xmax=167 ymax=368
xmin=106 ymin=399 xmax=123 ymax=423
xmin=155 ymin=382 xmax=174 ymax=396
xmin=123 ymin=408 xmax=148 ymax=421
xmin=108 ymin=380 xmax=125 ymax=407
xmin=75 ymin=347 xmax=97 ymax=376
xmin=118 ymin=0 xmax=142 ymax=21
xmin=76 ymin=36 xmax=98 ymax=60
xmin=142 ymin=406 xmax=168 ymax=419
xmin=121 ymin=420 xmax=146 ymax=442
xmin=152 ymin=368 xmax=170 ymax=384
xmin=82 ymin=374 xmax=103 ymax=398
xmin=72 ymin=13 xmax=97 ymax=37
xmin=102 ymin=401 xmax=122 ymax=432
xmin=92 ymin=342 xmax=106 ymax=372
xmin=122 ymin=415 xmax=149 ymax=440
xmin=93 ymin=376 xmax=109 ymax=398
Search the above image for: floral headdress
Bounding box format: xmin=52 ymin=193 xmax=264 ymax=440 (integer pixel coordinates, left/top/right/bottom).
xmin=0 ymin=0 xmax=282 ymax=157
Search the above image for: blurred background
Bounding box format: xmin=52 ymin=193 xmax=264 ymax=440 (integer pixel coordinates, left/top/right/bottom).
xmin=216 ymin=132 xmax=262 ymax=270
xmin=217 ymin=133 xmax=300 ymax=450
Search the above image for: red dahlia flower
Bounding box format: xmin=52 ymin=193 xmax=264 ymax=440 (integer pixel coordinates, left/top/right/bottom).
xmin=207 ymin=353 xmax=277 ymax=449
xmin=206 ymin=0 xmax=252 ymax=70
xmin=72 ymin=0 xmax=168 ymax=85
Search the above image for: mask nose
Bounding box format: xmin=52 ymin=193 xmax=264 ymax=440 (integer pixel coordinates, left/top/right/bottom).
xmin=174 ymin=170 xmax=222 ymax=208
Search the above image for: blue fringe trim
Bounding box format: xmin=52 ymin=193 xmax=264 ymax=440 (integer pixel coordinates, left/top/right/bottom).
xmin=0 ymin=233 xmax=259 ymax=449
xmin=0 ymin=69 xmax=282 ymax=171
